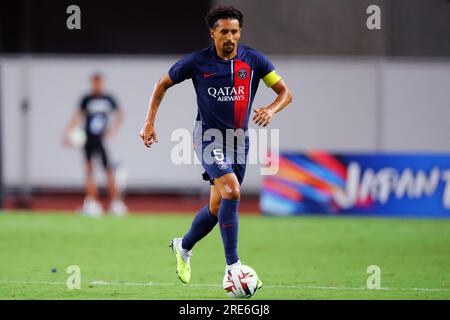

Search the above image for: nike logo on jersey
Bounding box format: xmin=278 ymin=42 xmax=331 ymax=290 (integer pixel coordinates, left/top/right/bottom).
xmin=203 ymin=73 xmax=217 ymax=78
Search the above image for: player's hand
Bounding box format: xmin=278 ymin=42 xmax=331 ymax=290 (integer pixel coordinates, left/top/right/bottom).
xmin=104 ymin=128 xmax=116 ymax=140
xmin=252 ymin=107 xmax=275 ymax=127
xmin=62 ymin=135 xmax=71 ymax=147
xmin=139 ymin=121 xmax=158 ymax=148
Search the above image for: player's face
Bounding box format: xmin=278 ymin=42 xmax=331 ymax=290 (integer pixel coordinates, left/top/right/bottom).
xmin=92 ymin=77 xmax=103 ymax=94
xmin=210 ymin=19 xmax=241 ymax=56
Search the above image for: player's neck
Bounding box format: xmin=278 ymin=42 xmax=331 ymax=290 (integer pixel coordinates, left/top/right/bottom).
xmin=215 ymin=46 xmax=238 ymax=61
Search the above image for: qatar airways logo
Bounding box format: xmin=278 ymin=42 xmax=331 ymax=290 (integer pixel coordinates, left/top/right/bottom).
xmin=207 ymin=86 xmax=246 ymax=102
xmin=333 ymin=162 xmax=450 ymax=209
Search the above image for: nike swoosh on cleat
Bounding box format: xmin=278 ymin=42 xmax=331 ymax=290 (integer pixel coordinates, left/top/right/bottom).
xmin=203 ymin=73 xmax=216 ymax=78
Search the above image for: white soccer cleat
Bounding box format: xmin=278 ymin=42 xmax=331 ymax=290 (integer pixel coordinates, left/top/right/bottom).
xmin=110 ymin=199 xmax=128 ymax=217
xmin=225 ymin=260 xmax=242 ymax=272
xmin=81 ymin=197 xmax=103 ymax=218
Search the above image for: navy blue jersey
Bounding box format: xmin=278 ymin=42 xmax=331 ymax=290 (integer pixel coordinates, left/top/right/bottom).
xmin=80 ymin=94 xmax=118 ymax=137
xmin=169 ymin=45 xmax=282 ymax=184
xmin=168 ymin=45 xmax=281 ymax=133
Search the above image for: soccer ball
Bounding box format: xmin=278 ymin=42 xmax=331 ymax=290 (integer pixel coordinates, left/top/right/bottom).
xmin=68 ymin=127 xmax=86 ymax=147
xmin=223 ymin=264 xmax=260 ymax=298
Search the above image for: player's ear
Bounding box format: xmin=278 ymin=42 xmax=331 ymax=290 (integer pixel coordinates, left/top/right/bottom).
xmin=209 ymin=29 xmax=215 ymax=40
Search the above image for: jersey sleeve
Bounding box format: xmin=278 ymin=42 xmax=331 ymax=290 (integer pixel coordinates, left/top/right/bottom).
xmin=108 ymin=96 xmax=118 ymax=110
xmin=255 ymin=52 xmax=282 ymax=87
xmin=168 ymin=53 xmax=196 ymax=84
xmin=79 ymin=96 xmax=88 ymax=113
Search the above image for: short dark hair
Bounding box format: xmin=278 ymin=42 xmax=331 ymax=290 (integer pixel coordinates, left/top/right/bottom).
xmin=205 ymin=5 xmax=244 ymax=29
xmin=91 ymin=73 xmax=103 ymax=81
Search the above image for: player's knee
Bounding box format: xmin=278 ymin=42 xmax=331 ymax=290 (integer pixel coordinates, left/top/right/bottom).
xmin=105 ymin=167 xmax=114 ymax=177
xmin=86 ymin=163 xmax=94 ymax=175
xmin=221 ymin=186 xmax=241 ymax=200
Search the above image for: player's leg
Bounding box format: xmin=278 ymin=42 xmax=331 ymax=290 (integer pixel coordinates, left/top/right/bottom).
xmin=81 ymin=139 xmax=103 ymax=216
xmin=171 ymin=185 xmax=221 ymax=284
xmin=85 ymin=160 xmax=98 ymax=199
xmin=82 ymin=158 xmax=103 ymax=216
xmin=215 ymin=166 xmax=262 ymax=289
xmin=106 ymin=169 xmax=118 ymax=200
xmin=99 ymin=140 xmax=115 ymax=197
xmin=209 ymin=184 xmax=222 ymax=216
xmin=213 ymin=172 xmax=241 ymax=267
xmin=182 ymin=185 xmax=221 ymax=249
xmin=99 ymin=140 xmax=128 ymax=216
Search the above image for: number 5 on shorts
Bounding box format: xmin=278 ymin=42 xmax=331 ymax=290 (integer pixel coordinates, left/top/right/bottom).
xmin=213 ymin=149 xmax=224 ymax=161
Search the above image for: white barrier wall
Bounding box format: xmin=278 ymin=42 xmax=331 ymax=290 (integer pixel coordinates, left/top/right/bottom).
xmin=381 ymin=60 xmax=450 ymax=151
xmin=1 ymin=56 xmax=449 ymax=193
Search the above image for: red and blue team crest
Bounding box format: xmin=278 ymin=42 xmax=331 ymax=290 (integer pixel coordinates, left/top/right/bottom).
xmin=237 ymin=68 xmax=248 ymax=80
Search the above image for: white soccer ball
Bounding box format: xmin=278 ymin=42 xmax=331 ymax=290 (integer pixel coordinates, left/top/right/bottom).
xmin=68 ymin=127 xmax=87 ymax=147
xmin=223 ymin=264 xmax=261 ymax=298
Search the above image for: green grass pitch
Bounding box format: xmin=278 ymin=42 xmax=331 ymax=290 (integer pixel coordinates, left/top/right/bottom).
xmin=1 ymin=211 xmax=449 ymax=299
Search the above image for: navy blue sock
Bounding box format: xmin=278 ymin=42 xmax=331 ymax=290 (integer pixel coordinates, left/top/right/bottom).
xmin=182 ymin=205 xmax=218 ymax=251
xmin=218 ymin=199 xmax=240 ymax=265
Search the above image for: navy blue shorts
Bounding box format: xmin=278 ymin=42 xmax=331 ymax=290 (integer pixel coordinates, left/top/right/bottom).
xmin=84 ymin=135 xmax=110 ymax=169
xmin=199 ymin=154 xmax=249 ymax=185
xmin=193 ymin=126 xmax=249 ymax=186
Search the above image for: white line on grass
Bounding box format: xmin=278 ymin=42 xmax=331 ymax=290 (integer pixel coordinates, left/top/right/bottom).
xmin=3 ymin=280 xmax=450 ymax=293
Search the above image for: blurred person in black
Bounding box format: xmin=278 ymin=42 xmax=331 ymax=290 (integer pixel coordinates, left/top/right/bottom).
xmin=63 ymin=73 xmax=128 ymax=217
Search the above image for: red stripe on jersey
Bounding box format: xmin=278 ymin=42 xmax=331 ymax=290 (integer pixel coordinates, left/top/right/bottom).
xmin=233 ymin=60 xmax=251 ymax=129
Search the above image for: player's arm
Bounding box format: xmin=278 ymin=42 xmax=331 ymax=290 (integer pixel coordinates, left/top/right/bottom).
xmin=253 ymin=78 xmax=293 ymax=127
xmin=62 ymin=109 xmax=84 ymax=146
xmin=139 ymin=74 xmax=175 ymax=148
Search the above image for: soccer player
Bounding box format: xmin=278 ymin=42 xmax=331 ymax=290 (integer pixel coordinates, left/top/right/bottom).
xmin=139 ymin=6 xmax=293 ymax=284
xmin=63 ymin=73 xmax=128 ymax=217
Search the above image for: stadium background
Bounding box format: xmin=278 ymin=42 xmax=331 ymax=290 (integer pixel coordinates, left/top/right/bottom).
xmin=0 ymin=0 xmax=450 ymax=300
xmin=1 ymin=0 xmax=449 ymax=211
